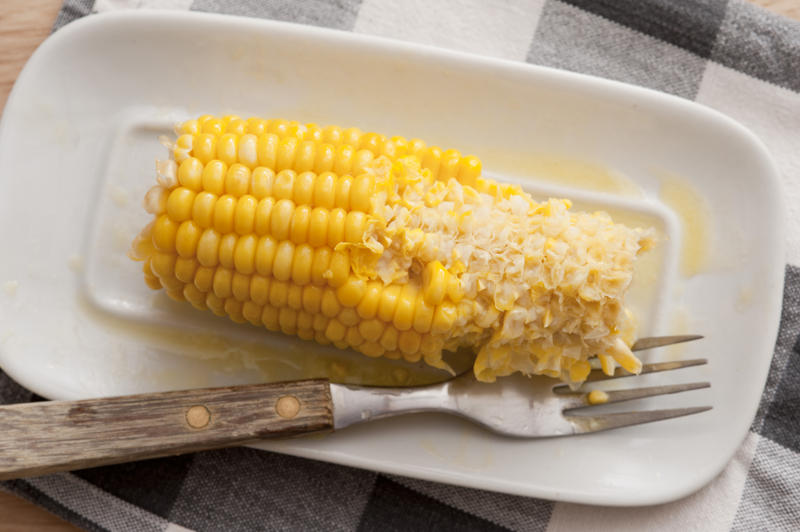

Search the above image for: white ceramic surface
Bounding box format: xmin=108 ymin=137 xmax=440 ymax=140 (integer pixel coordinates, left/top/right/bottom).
xmin=0 ymin=11 xmax=784 ymax=505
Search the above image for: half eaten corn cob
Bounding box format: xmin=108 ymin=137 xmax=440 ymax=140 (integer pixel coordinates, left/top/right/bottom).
xmin=130 ymin=115 xmax=653 ymax=385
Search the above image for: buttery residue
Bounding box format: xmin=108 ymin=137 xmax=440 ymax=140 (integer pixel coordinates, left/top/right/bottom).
xmin=109 ymin=185 xmax=130 ymax=207
xmin=3 ymin=281 xmax=19 ymax=297
xmin=68 ymin=255 xmax=84 ymax=273
xmin=658 ymin=174 xmax=711 ymax=277
xmin=484 ymin=152 xmax=643 ymax=197
xmin=736 ymin=286 xmax=754 ymax=312
xmin=78 ymin=294 xmax=464 ymax=388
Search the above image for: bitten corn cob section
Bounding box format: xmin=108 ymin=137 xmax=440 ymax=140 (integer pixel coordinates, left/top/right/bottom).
xmin=130 ymin=115 xmax=653 ymax=385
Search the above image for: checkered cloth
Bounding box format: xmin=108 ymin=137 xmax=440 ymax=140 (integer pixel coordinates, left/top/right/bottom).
xmin=3 ymin=0 xmax=800 ymax=530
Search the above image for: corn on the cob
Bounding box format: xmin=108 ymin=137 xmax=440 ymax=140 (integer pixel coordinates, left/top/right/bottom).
xmin=130 ymin=115 xmax=653 ymax=384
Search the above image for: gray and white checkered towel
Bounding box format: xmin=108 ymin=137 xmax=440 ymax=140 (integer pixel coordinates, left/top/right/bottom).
xmin=3 ymin=0 xmax=800 ymax=530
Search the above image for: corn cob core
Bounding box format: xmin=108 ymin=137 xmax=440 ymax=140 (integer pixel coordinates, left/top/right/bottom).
xmin=130 ymin=115 xmax=652 ymax=384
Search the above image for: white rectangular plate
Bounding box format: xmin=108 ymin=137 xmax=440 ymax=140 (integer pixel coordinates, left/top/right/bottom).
xmin=0 ymin=11 xmax=784 ymax=506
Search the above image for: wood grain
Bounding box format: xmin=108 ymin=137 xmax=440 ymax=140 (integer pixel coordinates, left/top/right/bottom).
xmin=0 ymin=380 xmax=333 ymax=480
xmin=0 ymin=0 xmax=798 ymax=529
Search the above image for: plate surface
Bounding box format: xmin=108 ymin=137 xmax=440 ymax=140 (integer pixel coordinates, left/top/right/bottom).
xmin=0 ymin=11 xmax=784 ymax=505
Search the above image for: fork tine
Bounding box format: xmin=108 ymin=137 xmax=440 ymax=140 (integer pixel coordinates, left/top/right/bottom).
xmin=581 ymin=358 xmax=708 ymax=383
xmin=631 ymin=334 xmax=703 ymax=351
xmin=567 ymin=406 xmax=712 ymax=434
xmin=557 ymin=382 xmax=710 ymax=409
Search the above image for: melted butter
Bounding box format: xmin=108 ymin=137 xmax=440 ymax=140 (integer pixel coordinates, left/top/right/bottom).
xmin=79 ymin=295 xmax=467 ymax=387
xmin=483 ymin=152 xmax=643 ymax=197
xmin=658 ymin=175 xmax=711 ymax=277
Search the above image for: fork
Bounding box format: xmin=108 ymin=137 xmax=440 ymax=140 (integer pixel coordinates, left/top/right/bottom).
xmin=0 ymin=335 xmax=708 ymax=480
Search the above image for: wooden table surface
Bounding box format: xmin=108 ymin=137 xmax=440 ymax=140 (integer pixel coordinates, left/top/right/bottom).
xmin=1 ymin=0 xmax=799 ymax=530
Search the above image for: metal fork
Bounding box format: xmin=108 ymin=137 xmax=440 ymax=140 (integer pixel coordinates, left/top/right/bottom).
xmin=0 ymin=335 xmax=708 ymax=480
xmin=333 ymin=334 xmax=710 ymax=437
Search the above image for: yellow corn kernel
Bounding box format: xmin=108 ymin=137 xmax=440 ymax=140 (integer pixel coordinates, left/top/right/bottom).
xmin=310 ymin=246 xmax=333 ymax=285
xmin=212 ymin=267 xmax=233 ymax=299
xmin=218 ymin=233 xmax=237 ymax=269
xmin=201 ymin=160 xmax=227 ymax=195
xmin=421 ymin=146 xmax=443 ymax=177
xmin=325 ymin=250 xmax=350 ymax=288
xmin=358 ymin=319 xmax=384 ymax=342
xmin=217 ymin=133 xmax=238 ymax=165
xmin=313 ymin=171 xmax=337 ymax=209
xmin=254 ymin=197 xmax=275 ymax=235
xmin=250 ymin=275 xmax=270 ymax=305
xmin=569 ymin=360 xmax=592 ymax=382
xmin=233 ymin=234 xmax=257 ymax=275
xmin=196 ymin=228 xmax=220 ymax=267
xmin=294 ymin=142 xmax=316 ymax=173
xmin=447 ymin=276 xmax=464 ymax=303
xmin=422 ymin=260 xmax=447 ymax=305
xmin=152 ymin=214 xmax=178 ymax=252
xmin=232 ymin=272 xmax=251 ymax=302
xmin=457 ymin=155 xmax=481 ymax=187
xmin=357 ymin=281 xmax=383 ymax=319
xmin=303 ymin=284 xmax=323 ymax=314
xmin=308 ymin=207 xmax=329 ymax=247
xmin=175 ymin=221 xmax=201 ymax=259
xmin=250 ymin=167 xmax=274 ymax=199
xmin=438 ymin=149 xmax=461 ymax=182
xmin=273 ymin=169 xmax=296 ymax=201
xmin=287 ymin=284 xmax=303 ymax=311
xmin=255 ymin=235 xmax=278 ymax=276
xmin=243 ymin=301 xmax=263 ymax=325
xmin=335 ymin=175 xmax=353 ymax=210
xmin=192 ymin=191 xmax=217 ymax=228
xmin=431 ymin=301 xmax=457 ymax=334
xmin=294 ymin=171 xmax=315 ymax=205
xmin=237 ymin=133 xmax=259 ymax=168
xmin=276 ymin=137 xmax=298 ymax=172
xmin=193 ymin=133 xmax=217 ymax=164
xmin=213 ymin=195 xmax=236 ymax=234
xmin=412 ymin=295 xmax=434 ymax=334
xmin=261 ymin=305 xmax=280 ymax=331
xmin=291 ymin=244 xmax=313 ymax=285
xmin=174 ymin=257 xmax=197 ymax=283
xmin=313 ymin=144 xmax=335 ymax=174
xmin=378 ymin=285 xmax=402 ymax=323
xmin=178 ymin=158 xmax=203 ymax=190
xmin=344 ymin=211 xmax=366 ymax=243
xmin=257 ymin=133 xmax=279 ymax=169
xmin=359 ymin=341 xmax=384 ymax=358
xmin=269 ymin=280 xmax=289 ymax=308
xmin=338 ymin=308 xmax=360 ymax=327
xmin=321 ymin=289 xmax=341 ymax=318
xmin=202 ymin=118 xmax=224 ymax=135
xmin=327 ymin=208 xmax=347 ymax=247
xmin=599 ymin=354 xmax=616 ymax=376
xmin=290 ymin=205 xmax=311 ymax=244
xmin=325 ymin=319 xmax=347 ymax=342
xmin=312 ymin=313 xmax=329 ymax=332
xmin=393 ymin=284 xmax=417 ymax=331
xmin=270 ymin=199 xmax=294 ymax=241
xmin=233 ymin=195 xmax=257 ymax=235
xmin=206 ymin=292 xmax=226 ymax=316
xmin=334 ymin=145 xmax=355 ymax=177
xmin=193 ymin=265 xmax=214 ymax=292
xmin=295 ymin=309 xmax=314 ymax=329
xmin=183 ymin=283 xmax=206 ymax=309
xmin=398 ymin=330 xmax=422 ymax=359
xmin=345 ymin=327 xmax=364 ymax=347
xmin=336 ymin=277 xmax=366 ymax=307
xmin=225 ymin=163 xmax=250 ymax=197
xmin=150 ymin=251 xmax=176 ymax=280
xmin=380 ymin=326 xmax=399 ymax=351
xmin=272 ymin=240 xmax=295 ymax=282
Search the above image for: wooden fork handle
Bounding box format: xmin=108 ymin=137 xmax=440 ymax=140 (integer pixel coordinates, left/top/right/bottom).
xmin=0 ymin=379 xmax=333 ymax=480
